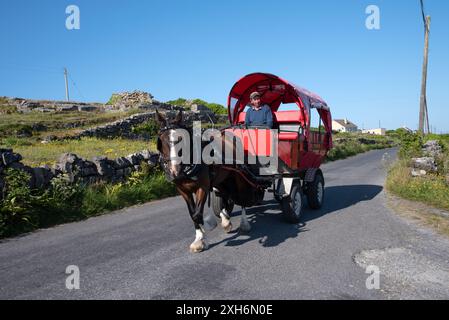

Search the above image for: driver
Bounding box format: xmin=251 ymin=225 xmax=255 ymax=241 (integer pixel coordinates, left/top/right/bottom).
xmin=245 ymin=91 xmax=273 ymax=128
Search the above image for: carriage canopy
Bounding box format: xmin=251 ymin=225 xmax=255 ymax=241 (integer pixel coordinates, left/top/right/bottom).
xmin=227 ymin=73 xmax=332 ymax=137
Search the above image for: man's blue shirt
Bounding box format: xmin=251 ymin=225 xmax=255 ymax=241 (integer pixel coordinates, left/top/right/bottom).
xmin=245 ymin=104 xmax=273 ymax=128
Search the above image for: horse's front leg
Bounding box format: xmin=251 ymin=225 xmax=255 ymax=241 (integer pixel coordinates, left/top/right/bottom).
xmin=188 ymin=187 xmax=210 ymax=253
xmin=178 ymin=188 xmax=207 ymax=253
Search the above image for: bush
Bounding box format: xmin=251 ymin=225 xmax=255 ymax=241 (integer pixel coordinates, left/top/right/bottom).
xmin=166 ymin=98 xmax=228 ymax=115
xmin=106 ymin=94 xmax=121 ymax=105
xmin=132 ymin=118 xmax=160 ymax=136
xmin=0 ymin=169 xmax=36 ymax=236
xmin=397 ymin=131 xmax=423 ymax=159
xmin=0 ymin=124 xmax=33 ymax=138
xmin=166 ymin=98 xmax=188 ymax=108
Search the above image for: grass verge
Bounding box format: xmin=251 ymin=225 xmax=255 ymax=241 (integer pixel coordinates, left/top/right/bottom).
xmin=385 ymin=131 xmax=449 ymax=237
xmin=386 ymin=193 xmax=449 ymax=238
xmin=326 ymin=132 xmax=396 ymax=162
xmin=386 ymin=160 xmax=449 ymax=211
xmin=0 ymin=166 xmax=177 ymax=239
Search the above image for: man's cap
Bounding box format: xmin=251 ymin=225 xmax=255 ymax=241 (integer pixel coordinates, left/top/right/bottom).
xmin=250 ymin=92 xmax=261 ymax=100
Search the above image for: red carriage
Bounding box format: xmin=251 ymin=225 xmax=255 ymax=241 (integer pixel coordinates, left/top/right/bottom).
xmin=211 ymin=73 xmax=333 ymax=223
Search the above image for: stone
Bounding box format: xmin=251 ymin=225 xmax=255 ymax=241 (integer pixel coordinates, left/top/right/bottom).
xmin=80 ymin=165 xmax=98 ymax=177
xmin=148 ymin=154 xmax=160 ymax=167
xmin=411 ymin=157 xmax=438 ymax=172
xmin=123 ymin=167 xmax=133 ymax=177
xmin=41 ymin=135 xmax=59 ymax=143
xmin=126 ymin=154 xmax=141 ymax=166
xmin=78 ymin=105 xmax=97 ymax=112
xmin=411 ymin=169 xmax=427 ymax=177
xmin=35 ymin=107 xmax=54 ymax=113
xmin=92 ymin=156 xmax=115 ymax=177
xmin=0 ymin=150 xmax=22 ymax=166
xmin=16 ymin=128 xmax=33 ymax=138
xmin=32 ymin=123 xmax=47 ymax=131
xmin=32 ymin=167 xmax=54 ymax=189
xmin=422 ymin=140 xmax=443 ymax=158
xmin=139 ymin=150 xmax=152 ymax=160
xmin=57 ymin=105 xmax=79 ymax=112
xmin=114 ymin=157 xmax=132 ymax=169
xmin=56 ymin=153 xmax=79 ymax=173
xmin=191 ymin=104 xmax=213 ymax=113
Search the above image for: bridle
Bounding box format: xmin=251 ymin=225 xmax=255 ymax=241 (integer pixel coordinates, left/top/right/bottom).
xmin=157 ymin=124 xmax=202 ymax=181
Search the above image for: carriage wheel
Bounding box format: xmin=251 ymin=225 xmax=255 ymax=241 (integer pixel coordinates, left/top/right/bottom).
xmin=281 ymin=182 xmax=303 ymax=224
xmin=306 ymin=173 xmax=324 ymax=209
xmin=211 ymin=190 xmax=234 ymax=217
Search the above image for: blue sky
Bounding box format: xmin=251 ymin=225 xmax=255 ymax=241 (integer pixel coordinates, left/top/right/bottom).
xmin=1 ymin=0 xmax=448 ymax=131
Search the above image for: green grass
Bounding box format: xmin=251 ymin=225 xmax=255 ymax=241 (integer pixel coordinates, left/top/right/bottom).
xmin=0 ymin=137 xmax=156 ymax=167
xmin=80 ymin=171 xmax=176 ymax=216
xmin=386 ymin=132 xmax=449 ymax=212
xmin=326 ymin=132 xmax=396 ymax=161
xmin=387 ymin=160 xmax=449 ymax=211
xmin=0 ymin=104 xmax=18 ymax=114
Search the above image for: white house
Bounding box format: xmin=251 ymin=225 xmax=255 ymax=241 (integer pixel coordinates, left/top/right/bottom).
xmin=362 ymin=128 xmax=387 ymax=136
xmin=332 ymin=119 xmax=358 ymax=132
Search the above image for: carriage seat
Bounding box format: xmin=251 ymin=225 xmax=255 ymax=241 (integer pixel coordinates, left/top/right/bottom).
xmin=237 ymin=110 xmax=303 ymax=141
xmin=237 ymin=110 xmax=303 ymax=125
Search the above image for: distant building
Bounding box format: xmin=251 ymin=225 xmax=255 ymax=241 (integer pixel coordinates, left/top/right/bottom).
xmin=401 ymin=126 xmax=413 ymax=133
xmin=332 ymin=119 xmax=358 ymax=132
xmin=362 ymin=128 xmax=386 ymax=136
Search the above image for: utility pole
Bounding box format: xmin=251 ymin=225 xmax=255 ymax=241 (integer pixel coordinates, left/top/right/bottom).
xmin=419 ymin=5 xmax=431 ymax=134
xmin=64 ymin=67 xmax=70 ymax=102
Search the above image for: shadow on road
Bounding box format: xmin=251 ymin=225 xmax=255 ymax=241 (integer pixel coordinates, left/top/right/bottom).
xmin=302 ymin=184 xmax=384 ymax=223
xmin=209 ymin=184 xmax=383 ymax=249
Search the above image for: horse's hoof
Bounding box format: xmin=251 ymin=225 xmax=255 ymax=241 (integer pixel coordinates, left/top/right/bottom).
xmin=189 ymin=240 xmax=208 ymax=253
xmin=222 ymin=222 xmax=233 ymax=233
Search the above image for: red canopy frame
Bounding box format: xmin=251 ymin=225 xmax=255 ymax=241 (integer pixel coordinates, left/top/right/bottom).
xmin=227 ymin=73 xmax=333 ymax=149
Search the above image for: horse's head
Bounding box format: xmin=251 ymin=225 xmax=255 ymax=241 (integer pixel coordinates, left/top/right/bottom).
xmin=156 ymin=110 xmax=186 ymax=181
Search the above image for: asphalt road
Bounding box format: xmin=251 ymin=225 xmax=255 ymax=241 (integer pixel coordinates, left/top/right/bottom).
xmin=1 ymin=148 xmax=449 ymax=300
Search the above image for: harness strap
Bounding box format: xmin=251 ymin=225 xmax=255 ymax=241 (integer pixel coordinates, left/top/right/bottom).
xmin=219 ymin=166 xmax=264 ymax=190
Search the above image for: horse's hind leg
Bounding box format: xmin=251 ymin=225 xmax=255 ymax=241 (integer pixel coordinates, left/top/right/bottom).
xmin=239 ymin=207 xmax=251 ymax=233
xmin=220 ymin=209 xmax=232 ymax=233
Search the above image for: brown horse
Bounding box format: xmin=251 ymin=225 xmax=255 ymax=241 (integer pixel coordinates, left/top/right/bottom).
xmin=155 ymin=110 xmax=265 ymax=253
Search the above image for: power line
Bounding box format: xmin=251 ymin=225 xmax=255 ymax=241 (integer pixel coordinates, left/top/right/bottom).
xmin=420 ymin=0 xmax=427 ymax=27
xmin=68 ymin=73 xmax=86 ymax=101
